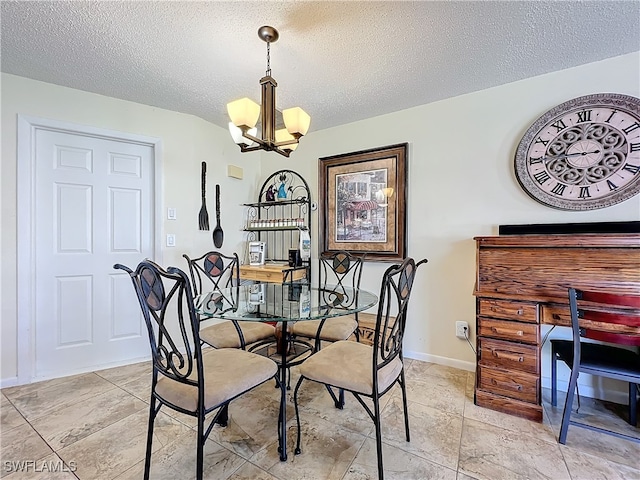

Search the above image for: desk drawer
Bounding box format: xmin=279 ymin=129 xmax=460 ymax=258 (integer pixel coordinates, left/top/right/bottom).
xmin=478 ymin=365 xmax=539 ymax=404
xmin=478 ymin=299 xmax=538 ymax=323
xmin=478 ymin=338 xmax=539 ymax=374
xmin=478 ymin=317 xmax=539 ymax=344
xmin=240 ymin=266 xmax=306 ymax=284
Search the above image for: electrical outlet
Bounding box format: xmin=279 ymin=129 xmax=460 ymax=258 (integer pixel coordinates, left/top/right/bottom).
xmin=166 ymin=234 xmax=176 ymax=247
xmin=456 ymin=321 xmax=468 ymax=338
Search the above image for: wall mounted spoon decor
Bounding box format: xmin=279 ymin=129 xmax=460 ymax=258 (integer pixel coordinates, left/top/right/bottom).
xmin=213 ymin=184 xmax=224 ymax=248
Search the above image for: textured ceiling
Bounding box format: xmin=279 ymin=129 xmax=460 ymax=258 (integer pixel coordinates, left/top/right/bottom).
xmin=2 ymin=1 xmax=639 ymax=132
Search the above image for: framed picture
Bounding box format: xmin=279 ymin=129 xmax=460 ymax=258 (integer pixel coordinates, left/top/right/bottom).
xmin=319 ymin=143 xmax=407 ymax=262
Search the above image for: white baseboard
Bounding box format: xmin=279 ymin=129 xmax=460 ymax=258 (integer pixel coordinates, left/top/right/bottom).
xmin=404 ymin=350 xmax=476 ymax=372
xmin=6 ymin=354 xmax=152 ymax=387
xmin=0 ymin=376 xmax=19 ymax=389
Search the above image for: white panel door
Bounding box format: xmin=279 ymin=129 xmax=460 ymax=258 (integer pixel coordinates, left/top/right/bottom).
xmin=34 ymin=129 xmax=154 ymax=378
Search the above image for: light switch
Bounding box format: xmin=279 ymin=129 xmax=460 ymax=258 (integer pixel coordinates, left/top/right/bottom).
xmin=167 ymin=208 xmax=176 ymax=220
xmin=166 ymin=234 xmax=176 ymax=247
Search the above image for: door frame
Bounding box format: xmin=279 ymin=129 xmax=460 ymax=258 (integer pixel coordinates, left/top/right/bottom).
xmin=16 ymin=115 xmax=163 ymax=384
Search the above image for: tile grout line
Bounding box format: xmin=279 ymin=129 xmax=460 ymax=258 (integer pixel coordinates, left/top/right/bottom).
xmin=3 ymin=394 xmax=81 ymax=479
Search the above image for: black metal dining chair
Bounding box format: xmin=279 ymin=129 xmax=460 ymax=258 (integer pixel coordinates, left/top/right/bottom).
xmin=183 ymin=251 xmax=275 ymax=349
xmin=292 ymin=257 xmax=427 ymax=480
xmin=114 ymin=260 xmax=278 ymax=480
xmin=551 ymin=288 xmax=640 ymax=445
xmin=291 ymin=251 xmax=365 ymax=352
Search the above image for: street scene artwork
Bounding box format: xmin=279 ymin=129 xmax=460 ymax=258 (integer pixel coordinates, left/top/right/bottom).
xmin=335 ymin=169 xmax=389 ymax=242
xmin=319 ymin=143 xmax=406 ymax=261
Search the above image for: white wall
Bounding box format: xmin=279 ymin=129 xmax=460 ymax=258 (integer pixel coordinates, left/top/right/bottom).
xmin=3 ymin=52 xmax=640 ymax=399
xmin=1 ymin=73 xmax=260 ymax=384
xmin=274 ymin=52 xmax=640 ymax=400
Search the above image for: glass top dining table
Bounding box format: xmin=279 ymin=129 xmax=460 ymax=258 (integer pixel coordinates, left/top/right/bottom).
xmin=194 ymin=282 xmax=378 ymax=323
xmin=193 ymin=282 xmax=378 ymax=461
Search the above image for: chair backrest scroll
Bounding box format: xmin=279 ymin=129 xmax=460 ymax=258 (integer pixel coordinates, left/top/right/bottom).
xmin=373 ymin=257 xmax=427 ymax=371
xmin=114 ymin=261 xmax=203 ymax=389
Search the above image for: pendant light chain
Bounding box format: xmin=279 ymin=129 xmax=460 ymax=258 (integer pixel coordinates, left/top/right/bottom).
xmin=265 ymin=41 xmax=271 ymax=77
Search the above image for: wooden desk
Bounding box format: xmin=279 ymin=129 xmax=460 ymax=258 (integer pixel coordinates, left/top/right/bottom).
xmin=473 ymin=233 xmax=640 ymax=422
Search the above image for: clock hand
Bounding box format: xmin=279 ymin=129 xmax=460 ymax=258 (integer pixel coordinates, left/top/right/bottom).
xmin=542 ymin=150 xmax=600 ymax=161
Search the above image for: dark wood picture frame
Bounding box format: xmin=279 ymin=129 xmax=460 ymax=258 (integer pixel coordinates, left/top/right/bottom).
xmin=319 ymin=143 xmax=407 ymax=262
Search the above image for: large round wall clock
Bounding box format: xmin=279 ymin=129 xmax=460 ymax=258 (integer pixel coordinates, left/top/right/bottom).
xmin=514 ymin=93 xmax=640 ymax=210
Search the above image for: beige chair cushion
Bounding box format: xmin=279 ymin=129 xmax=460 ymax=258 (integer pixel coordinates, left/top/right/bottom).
xmin=155 ymin=348 xmax=277 ymax=413
xmin=291 ymin=316 xmax=358 ymax=342
xmin=299 ymin=340 xmax=403 ymax=395
xmin=200 ymin=320 xmax=275 ymax=349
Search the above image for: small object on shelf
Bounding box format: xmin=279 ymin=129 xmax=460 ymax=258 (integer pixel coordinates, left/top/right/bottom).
xmin=277 ymin=180 xmax=287 ymax=201
xmin=266 ymin=185 xmax=276 ymax=202
xmin=288 ymin=249 xmax=301 ymax=267
xmin=299 ymin=228 xmax=311 ymax=261
xmin=249 ymin=241 xmax=266 ymax=265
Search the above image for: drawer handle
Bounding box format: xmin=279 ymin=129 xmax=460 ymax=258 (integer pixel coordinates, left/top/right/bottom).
xmin=491 ymin=327 xmax=523 ymax=336
xmin=492 ymin=349 xmax=524 ymax=363
xmin=491 ymin=378 xmax=523 ymax=391
xmin=489 ymin=305 xmax=524 ymax=315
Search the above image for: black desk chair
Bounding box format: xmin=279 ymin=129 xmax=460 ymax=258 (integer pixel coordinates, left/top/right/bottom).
xmin=184 ymin=251 xmax=275 ymax=349
xmin=293 ymin=257 xmax=427 ymax=480
xmin=114 ymin=260 xmax=277 ymax=480
xmin=551 ymin=288 xmax=640 ymax=445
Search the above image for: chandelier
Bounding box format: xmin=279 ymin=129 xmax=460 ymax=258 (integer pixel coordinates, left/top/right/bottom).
xmin=227 ymin=26 xmax=310 ymax=158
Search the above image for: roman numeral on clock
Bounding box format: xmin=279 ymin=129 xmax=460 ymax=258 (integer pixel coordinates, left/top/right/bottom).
xmin=607 ymin=180 xmax=618 ymax=191
xmin=550 ymin=183 xmax=566 ymax=196
xmin=623 ymin=163 xmax=640 ymax=175
xmin=533 ymin=171 xmax=551 ymax=184
xmin=623 ymin=122 xmax=640 ymax=134
xmin=576 ymin=110 xmax=592 ymax=123
xmin=550 ymin=119 xmax=567 ymax=132
xmin=579 ymin=186 xmax=591 ymax=199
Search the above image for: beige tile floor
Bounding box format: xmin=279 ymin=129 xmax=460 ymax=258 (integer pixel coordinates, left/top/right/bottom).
xmin=1 ymin=358 xmax=639 ymax=480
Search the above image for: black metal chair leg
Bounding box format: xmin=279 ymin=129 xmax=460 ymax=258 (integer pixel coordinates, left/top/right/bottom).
xmin=551 ymin=344 xmax=558 ymax=406
xmin=372 ymin=395 xmax=384 ymax=480
xmin=400 ymin=370 xmax=410 ymax=442
xmin=293 ymin=376 xmax=305 ymax=455
xmin=559 ymin=370 xmax=579 ymax=444
xmin=630 ymin=382 xmax=638 ymax=427
xmin=143 ymin=396 xmax=157 ymax=480
xmin=323 ymin=385 xmax=342 ymax=409
xmin=216 ymin=402 xmax=229 ymax=427
xmin=196 ymin=412 xmax=204 ymax=480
